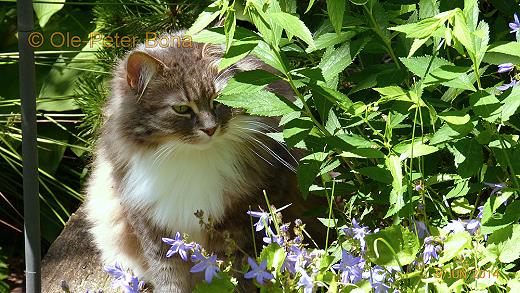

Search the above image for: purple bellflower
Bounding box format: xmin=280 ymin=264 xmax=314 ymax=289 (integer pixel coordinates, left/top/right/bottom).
xmin=282 ymin=245 xmax=306 ymax=274
xmin=190 ymin=253 xmax=220 ymax=283
xmin=162 ymin=232 xmax=195 ymax=261
xmin=244 ymin=258 xmax=274 ymax=285
xmin=364 ymin=266 xmax=392 ymax=293
xmin=248 ymin=204 xmax=291 ymax=234
xmin=411 ymin=220 xmax=429 ymax=239
xmin=466 ymin=219 xmax=481 ymax=235
xmin=497 ymin=79 xmax=518 ymax=92
xmin=247 ymin=210 xmax=271 ymax=233
xmin=343 ymin=218 xmax=370 ymax=253
xmin=477 ymin=206 xmax=484 ymax=219
xmin=297 ymin=268 xmax=314 ymax=293
xmin=423 ymin=236 xmax=440 ymax=264
xmin=332 ymin=250 xmax=364 ymax=284
xmin=510 ymin=13 xmax=520 ymax=37
xmin=498 ymin=63 xmax=514 ymax=73
xmin=104 ymin=262 xmax=144 ymax=293
xmin=483 ymin=182 xmax=506 ymax=196
xmin=262 ymin=226 xmax=284 ymax=246
xmin=280 ymin=223 xmax=290 ymax=232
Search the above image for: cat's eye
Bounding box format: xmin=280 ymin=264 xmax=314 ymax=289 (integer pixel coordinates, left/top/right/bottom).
xmin=172 ymin=105 xmax=191 ymax=115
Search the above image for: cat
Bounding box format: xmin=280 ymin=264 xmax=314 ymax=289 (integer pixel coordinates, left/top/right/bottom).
xmin=85 ymin=32 xmax=315 ymax=292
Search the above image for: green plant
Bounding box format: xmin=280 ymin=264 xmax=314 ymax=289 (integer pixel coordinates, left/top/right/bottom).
xmin=162 ymin=0 xmax=520 ymax=291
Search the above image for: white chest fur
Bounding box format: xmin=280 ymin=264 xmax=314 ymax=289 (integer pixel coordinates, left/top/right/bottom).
xmin=122 ymin=140 xmax=248 ymax=235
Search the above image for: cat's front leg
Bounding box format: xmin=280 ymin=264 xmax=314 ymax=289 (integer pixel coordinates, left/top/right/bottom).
xmin=124 ymin=210 xmax=192 ymax=293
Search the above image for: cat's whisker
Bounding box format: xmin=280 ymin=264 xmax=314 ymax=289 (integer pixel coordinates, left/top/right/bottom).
xmin=240 ymin=120 xmax=279 ymax=132
xmin=234 ymin=125 xmax=299 ymax=166
xmin=152 ymin=145 xmax=170 ymax=167
xmin=233 ymin=129 xmax=296 ymax=173
xmin=242 ymin=143 xmax=276 ymax=168
xmin=152 ymin=143 xmax=178 ymax=167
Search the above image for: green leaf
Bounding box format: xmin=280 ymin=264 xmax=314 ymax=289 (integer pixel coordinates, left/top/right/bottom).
xmin=187 ymin=2 xmax=221 ymax=35
xmin=393 ymin=141 xmax=439 ymax=160
xmin=452 ymin=12 xmax=473 ymax=56
xmin=487 ymin=224 xmax=520 ymax=263
xmin=425 ymin=173 xmax=462 ymax=186
xmin=424 ymin=65 xmax=473 ymax=90
xmin=224 ymin=9 xmax=236 ymax=53
xmin=217 ymin=91 xmax=296 ymax=117
xmin=33 ymin=0 xmax=64 ymax=28
xmin=268 ymin=1 xmax=284 ymax=47
xmin=326 ymin=0 xmax=345 ymax=34
xmin=309 ymin=83 xmax=353 ymax=111
xmin=439 ymin=232 xmax=472 ymax=263
xmin=248 ymin=2 xmax=274 ymax=46
xmin=438 ymin=111 xmax=471 ymax=125
xmin=340 ymin=148 xmax=385 ymax=159
xmin=309 ymin=31 xmax=356 ymax=53
xmin=192 ymin=27 xmax=261 ymax=45
xmin=374 ymin=86 xmax=408 ymax=97
xmin=38 ymin=43 xmax=99 ymax=111
xmin=430 ymin=121 xmax=475 ymax=145
xmin=270 ymin=12 xmax=315 ymax=49
xmin=305 ymin=0 xmax=317 ymax=13
xmin=365 ymin=225 xmax=420 ymax=266
xmin=452 ymin=11 xmax=489 ymax=71
xmin=252 ymin=41 xmax=286 ymax=74
xmin=441 ymin=66 xmax=487 ymax=102
xmin=463 ymin=0 xmax=479 ymax=29
xmin=445 ymin=180 xmax=470 ymax=200
xmin=451 ymin=198 xmax=473 ymax=215
xmin=259 ymin=243 xmax=286 ymax=276
xmin=481 ymin=196 xmax=520 ymax=234
xmin=385 ymin=155 xmax=405 ymax=217
xmin=318 ymin=218 xmax=338 ymax=228
xmin=283 ymin=117 xmax=314 ymax=148
xmin=350 ymin=0 xmax=368 ymax=5
xmin=500 ymin=86 xmax=520 ymax=122
xmin=318 ymin=43 xmax=353 ymax=84
xmin=419 ymin=0 xmax=440 ymax=19
xmin=400 ymin=55 xmax=451 ymax=78
xmin=336 ymin=134 xmax=375 ymax=148
xmin=389 ymin=16 xmax=445 ymax=39
xmin=448 ymin=138 xmax=483 ymax=178
xmin=357 ymin=166 xmax=393 ymax=184
xmin=219 ymin=41 xmax=258 ymax=71
xmin=292 ymin=67 xmax=325 ymax=81
xmin=487 ymin=42 xmax=520 ymax=59
xmin=192 ymin=272 xmax=235 ymax=292
xmin=221 ymin=70 xmax=279 ymax=95
xmin=297 ymin=152 xmax=327 ymax=198
xmin=469 ymin=91 xmax=501 ymax=122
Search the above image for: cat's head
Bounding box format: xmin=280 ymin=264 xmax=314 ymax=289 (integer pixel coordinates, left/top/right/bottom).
xmin=109 ymin=38 xmax=256 ymax=148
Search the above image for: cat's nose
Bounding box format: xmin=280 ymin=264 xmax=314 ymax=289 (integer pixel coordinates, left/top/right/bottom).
xmin=201 ymin=125 xmax=218 ymax=136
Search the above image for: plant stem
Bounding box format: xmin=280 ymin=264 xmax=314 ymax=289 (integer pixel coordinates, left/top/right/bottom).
xmin=363 ymin=5 xmax=401 ymax=70
xmin=325 ymin=179 xmax=336 ymax=252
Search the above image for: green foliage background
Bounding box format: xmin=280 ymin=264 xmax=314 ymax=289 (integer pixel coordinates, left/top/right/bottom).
xmin=1 ymin=0 xmax=520 ymax=291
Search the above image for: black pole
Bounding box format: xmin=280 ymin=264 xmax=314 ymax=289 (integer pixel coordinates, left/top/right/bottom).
xmin=17 ymin=0 xmax=41 ymax=292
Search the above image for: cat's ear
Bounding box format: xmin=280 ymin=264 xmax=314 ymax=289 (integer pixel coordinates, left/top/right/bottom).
xmin=126 ymin=51 xmax=166 ymax=94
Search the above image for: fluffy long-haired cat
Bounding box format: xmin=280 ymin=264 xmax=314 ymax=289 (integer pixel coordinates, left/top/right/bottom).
xmin=85 ymin=32 xmax=314 ymax=292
